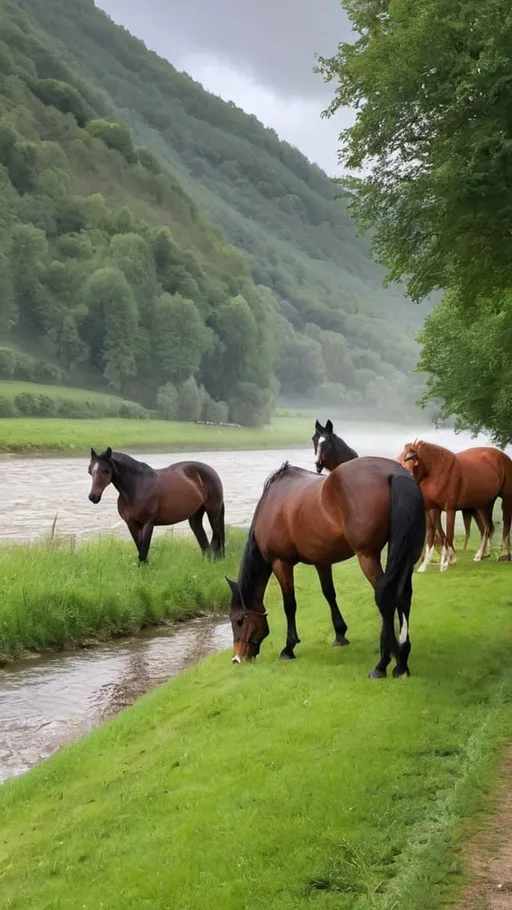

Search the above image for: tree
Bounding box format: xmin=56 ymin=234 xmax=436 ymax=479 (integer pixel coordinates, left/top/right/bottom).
xmin=152 ymin=292 xmax=212 ymax=385
xmin=317 ymin=0 xmax=512 ymax=306
xmin=417 ymin=290 xmax=512 ymax=446
xmin=82 ymin=267 xmax=139 ymax=392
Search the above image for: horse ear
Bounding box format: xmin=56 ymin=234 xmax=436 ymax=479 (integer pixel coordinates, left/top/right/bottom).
xmin=315 ymin=419 xmax=323 ymax=433
xmin=90 ymin=447 xmax=97 ymax=458
xmin=325 ymin=419 xmax=333 ymax=434
xmin=225 ymin=576 xmax=241 ymax=608
xmin=105 ymin=446 xmax=112 ymax=460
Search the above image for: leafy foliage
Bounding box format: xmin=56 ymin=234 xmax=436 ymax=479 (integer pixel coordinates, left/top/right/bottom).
xmin=0 ymin=0 xmax=430 ymax=424
xmin=318 ymin=0 xmax=512 ymax=439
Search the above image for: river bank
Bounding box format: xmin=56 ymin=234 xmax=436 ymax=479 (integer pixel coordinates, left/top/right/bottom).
xmin=0 ymin=531 xmax=245 ymax=662
xmin=0 ymin=415 xmax=312 ymax=455
xmin=1 ymin=550 xmax=512 ymax=908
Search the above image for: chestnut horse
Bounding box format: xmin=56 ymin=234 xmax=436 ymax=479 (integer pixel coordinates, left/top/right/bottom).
xmin=88 ymin=448 xmax=225 ymax=563
xmin=397 ymin=441 xmax=512 ymax=571
xmin=312 ymin=419 xmax=483 ymax=559
xmin=226 ymin=458 xmax=425 ymax=679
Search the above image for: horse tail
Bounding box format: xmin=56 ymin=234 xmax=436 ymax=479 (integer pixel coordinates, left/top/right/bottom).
xmin=375 ymin=473 xmax=426 ymax=660
xmin=217 ymin=501 xmax=226 ymax=557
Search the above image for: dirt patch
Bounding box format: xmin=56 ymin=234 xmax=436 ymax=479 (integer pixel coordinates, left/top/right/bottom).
xmin=459 ymin=747 xmax=512 ymax=909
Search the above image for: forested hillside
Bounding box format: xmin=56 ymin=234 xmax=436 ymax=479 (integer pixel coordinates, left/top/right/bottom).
xmin=0 ymin=0 xmax=431 ymax=424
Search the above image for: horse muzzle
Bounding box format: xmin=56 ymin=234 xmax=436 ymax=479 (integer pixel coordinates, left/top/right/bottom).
xmin=88 ymin=492 xmax=101 ymax=504
xmin=316 ymin=463 xmax=323 ymax=474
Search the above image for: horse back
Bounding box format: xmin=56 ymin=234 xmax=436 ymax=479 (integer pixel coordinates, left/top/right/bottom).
xmin=454 ymin=447 xmax=512 ymax=503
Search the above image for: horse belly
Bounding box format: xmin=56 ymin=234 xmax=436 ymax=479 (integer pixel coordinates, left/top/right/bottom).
xmin=154 ymin=485 xmax=203 ymax=525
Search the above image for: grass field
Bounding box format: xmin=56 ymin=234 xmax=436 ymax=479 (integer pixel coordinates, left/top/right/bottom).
xmin=0 ymin=531 xmax=245 ymax=661
xmin=1 ymin=544 xmax=512 ymax=908
xmin=0 ymin=380 xmax=128 ymax=404
xmin=0 ymin=414 xmax=312 ymax=454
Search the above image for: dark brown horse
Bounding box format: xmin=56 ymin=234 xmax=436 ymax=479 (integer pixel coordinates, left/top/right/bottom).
xmin=312 ymin=418 xmax=358 ymax=472
xmin=226 ymin=458 xmax=425 ymax=679
xmin=397 ymin=440 xmax=512 ymax=571
xmin=88 ymin=448 xmax=225 ymax=563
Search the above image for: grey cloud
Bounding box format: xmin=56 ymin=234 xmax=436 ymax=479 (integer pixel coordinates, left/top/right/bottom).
xmin=97 ymin=0 xmax=352 ymax=99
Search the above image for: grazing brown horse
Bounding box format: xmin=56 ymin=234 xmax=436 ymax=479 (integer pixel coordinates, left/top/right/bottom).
xmin=226 ymin=458 xmax=425 ymax=679
xmin=397 ymin=441 xmax=512 ymax=571
xmin=88 ymin=448 xmax=225 ymax=563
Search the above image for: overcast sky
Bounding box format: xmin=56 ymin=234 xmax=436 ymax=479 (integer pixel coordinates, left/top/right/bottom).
xmin=96 ymin=0 xmax=354 ymax=175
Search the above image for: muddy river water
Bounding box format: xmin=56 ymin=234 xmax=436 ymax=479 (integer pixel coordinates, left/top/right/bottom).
xmin=0 ymin=423 xmax=495 ymax=784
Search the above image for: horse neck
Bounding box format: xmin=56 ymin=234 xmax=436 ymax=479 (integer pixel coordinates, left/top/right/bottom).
xmin=331 ymin=436 xmax=356 ymax=469
xmin=110 ymin=457 xmax=149 ymax=501
xmin=418 ymin=443 xmax=456 ymax=477
xmin=238 ymin=528 xmax=272 ymax=610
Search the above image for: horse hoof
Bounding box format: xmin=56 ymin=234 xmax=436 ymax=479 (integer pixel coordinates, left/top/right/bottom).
xmin=498 ymin=553 xmax=512 ymax=562
xmin=368 ymin=668 xmax=387 ymax=680
xmin=332 ymin=637 xmax=350 ymax=647
xmin=417 ymin=565 xmax=427 ymax=573
xmin=392 ymin=666 xmax=410 ymax=679
xmin=280 ymin=650 xmax=296 ymax=661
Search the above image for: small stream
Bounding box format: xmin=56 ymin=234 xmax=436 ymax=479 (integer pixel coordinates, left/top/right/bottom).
xmin=0 ymin=423 xmax=498 ymax=785
xmin=0 ymin=616 xmax=232 ymax=784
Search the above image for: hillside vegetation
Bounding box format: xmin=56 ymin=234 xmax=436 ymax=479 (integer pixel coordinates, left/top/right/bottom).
xmin=0 ymin=0 xmax=430 ymax=425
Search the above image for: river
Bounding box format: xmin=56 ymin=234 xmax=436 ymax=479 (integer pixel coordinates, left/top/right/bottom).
xmin=0 ymin=422 xmax=495 ymax=784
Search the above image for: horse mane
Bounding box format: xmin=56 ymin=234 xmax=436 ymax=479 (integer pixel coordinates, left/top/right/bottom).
xmin=237 ymin=520 xmax=269 ymax=598
xmin=263 ymin=461 xmax=293 ymax=491
xmin=332 ymin=433 xmax=358 ymax=461
xmin=109 ymin=451 xmax=156 ymax=478
xmin=409 ymin=439 xmax=455 ymax=471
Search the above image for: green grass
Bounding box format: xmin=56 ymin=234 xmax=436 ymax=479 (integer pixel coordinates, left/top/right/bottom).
xmin=1 ymin=543 xmax=512 ymax=908
xmin=0 ymin=380 xmax=127 ymax=404
xmin=0 ymin=414 xmax=312 ymax=453
xmin=0 ymin=531 xmax=245 ymax=660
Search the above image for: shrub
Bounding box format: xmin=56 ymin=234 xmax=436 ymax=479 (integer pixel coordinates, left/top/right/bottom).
xmin=0 ymin=394 xmax=17 ymax=417
xmin=118 ymin=401 xmax=150 ymax=420
xmin=156 ymin=382 xmax=179 ymax=420
xmin=0 ymin=348 xmax=16 ymax=378
xmin=178 ymin=377 xmax=201 ymax=421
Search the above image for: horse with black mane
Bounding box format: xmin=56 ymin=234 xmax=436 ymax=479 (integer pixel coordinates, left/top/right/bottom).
xmin=88 ymin=448 xmax=225 ymax=563
xmin=226 ymin=456 xmax=425 ymax=679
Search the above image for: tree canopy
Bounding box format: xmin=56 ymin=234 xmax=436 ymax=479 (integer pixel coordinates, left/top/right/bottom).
xmin=318 ymin=0 xmax=512 ymax=442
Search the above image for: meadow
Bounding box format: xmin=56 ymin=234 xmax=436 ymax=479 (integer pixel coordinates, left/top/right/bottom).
xmin=0 ymin=531 xmax=245 ymax=661
xmin=1 ymin=543 xmax=512 ymax=908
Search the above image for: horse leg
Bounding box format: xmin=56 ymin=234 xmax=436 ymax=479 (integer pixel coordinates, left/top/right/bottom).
xmin=355 ymin=553 xmax=393 ymax=679
xmin=315 ymin=564 xmax=350 ymax=647
xmin=499 ymin=496 xmax=512 ymax=561
xmin=462 ymin=509 xmax=473 ymax=552
xmin=418 ymin=508 xmax=438 ymax=572
xmin=440 ymin=509 xmax=456 ymax=571
xmin=207 ymin=502 xmax=225 ymax=560
xmin=138 ymin=518 xmax=155 ymax=565
xmin=188 ymin=506 xmax=211 ymax=558
xmin=126 ymin=518 xmax=142 ymax=558
xmin=473 ymin=503 xmax=493 ymax=563
xmin=273 ymin=559 xmax=301 ymax=660
xmin=394 ymin=575 xmax=413 ymax=679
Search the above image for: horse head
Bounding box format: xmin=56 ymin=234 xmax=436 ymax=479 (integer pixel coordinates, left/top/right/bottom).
xmin=226 ymin=576 xmax=269 ymax=663
xmin=88 ymin=446 xmax=113 ymax=503
xmin=397 ymin=440 xmax=428 ymax=482
xmin=312 ymin=418 xmax=335 ymax=473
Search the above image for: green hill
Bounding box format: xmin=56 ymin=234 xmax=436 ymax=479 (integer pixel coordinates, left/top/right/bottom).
xmin=0 ymin=0 xmax=432 ymax=425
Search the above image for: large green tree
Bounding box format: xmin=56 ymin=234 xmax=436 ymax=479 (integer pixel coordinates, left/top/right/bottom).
xmin=317 ymin=0 xmax=512 ymax=306
xmin=318 ymin=0 xmax=512 ymax=439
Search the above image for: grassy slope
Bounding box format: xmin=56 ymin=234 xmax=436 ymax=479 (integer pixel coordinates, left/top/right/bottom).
xmin=2 ymin=547 xmax=512 ymax=908
xmin=0 ymin=414 xmax=311 ymax=453
xmin=0 ymin=532 xmax=245 ymax=660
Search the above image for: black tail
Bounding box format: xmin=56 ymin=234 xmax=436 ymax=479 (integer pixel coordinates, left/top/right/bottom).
xmin=212 ymin=502 xmax=226 ymax=559
xmin=376 ymin=473 xmax=426 ymax=660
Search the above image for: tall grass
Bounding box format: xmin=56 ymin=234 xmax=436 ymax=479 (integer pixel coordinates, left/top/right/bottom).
xmin=0 ymin=530 xmax=245 ymax=660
